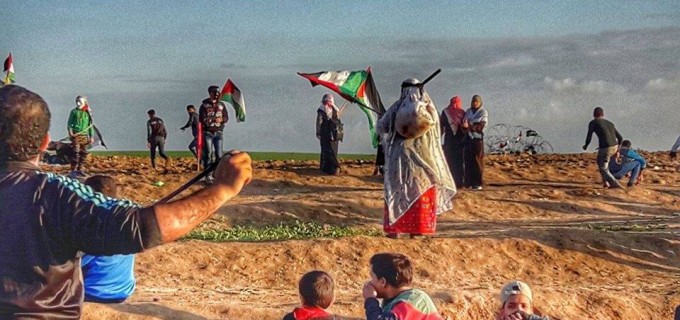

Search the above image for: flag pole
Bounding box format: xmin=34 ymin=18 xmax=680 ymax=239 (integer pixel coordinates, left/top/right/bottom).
xmin=338 ymin=101 xmax=348 ymax=116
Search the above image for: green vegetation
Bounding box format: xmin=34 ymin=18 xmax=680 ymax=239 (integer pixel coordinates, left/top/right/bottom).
xmin=91 ymin=151 xmax=374 ymax=161
xmin=585 ymin=223 xmax=668 ymax=232
xmin=184 ymin=220 xmax=381 ymax=242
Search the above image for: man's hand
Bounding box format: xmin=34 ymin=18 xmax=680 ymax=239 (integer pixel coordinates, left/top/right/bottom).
xmin=147 ymin=142 xmax=151 ymax=149
xmin=89 ymin=137 xmax=94 ymax=144
xmin=213 ymin=150 xmax=252 ymax=194
xmin=582 ymin=145 xmax=587 ymax=151
xmin=502 ymin=311 xmax=529 ymax=320
xmin=671 ymin=151 xmax=677 ymax=160
xmin=316 ymin=134 xmax=320 ymax=140
xmin=181 ymin=127 xmax=186 ymax=132
xmin=362 ymin=281 xmax=377 ymax=299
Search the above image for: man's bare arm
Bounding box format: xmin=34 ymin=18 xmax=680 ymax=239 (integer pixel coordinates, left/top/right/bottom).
xmin=149 ymin=151 xmax=252 ymax=244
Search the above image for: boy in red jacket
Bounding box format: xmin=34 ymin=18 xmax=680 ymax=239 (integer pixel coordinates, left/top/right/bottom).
xmin=283 ymin=271 xmax=336 ymax=320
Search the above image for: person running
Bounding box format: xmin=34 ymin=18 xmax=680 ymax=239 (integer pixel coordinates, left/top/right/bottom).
xmin=81 ymin=175 xmax=136 ymax=303
xmin=146 ymin=109 xmax=170 ymax=171
xmin=316 ymin=94 xmax=341 ymax=175
xmin=362 ymin=253 xmax=443 ymax=320
xmin=462 ymin=95 xmax=488 ymax=190
xmin=199 ymin=85 xmax=228 ymax=182
xmin=583 ymin=107 xmax=623 ymax=188
xmin=440 ymin=95 xmax=466 ymax=188
xmin=0 ymin=85 xmax=252 ymax=319
xmin=67 ymin=95 xmax=94 ymax=176
xmin=377 ymin=78 xmax=456 ymax=238
xmin=180 ymin=104 xmax=199 ymax=158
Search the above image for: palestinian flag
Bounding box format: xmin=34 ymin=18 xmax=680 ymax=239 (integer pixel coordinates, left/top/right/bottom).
xmin=2 ymin=53 xmax=15 ymax=86
xmin=298 ymin=67 xmax=385 ymax=148
xmin=220 ymin=79 xmax=246 ymax=122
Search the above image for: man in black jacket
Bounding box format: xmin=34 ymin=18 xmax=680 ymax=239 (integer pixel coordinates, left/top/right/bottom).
xmin=147 ymin=109 xmax=170 ymax=171
xmin=180 ymin=104 xmax=199 ymax=158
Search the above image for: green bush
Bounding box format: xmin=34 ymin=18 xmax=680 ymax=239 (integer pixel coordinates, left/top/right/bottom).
xmin=184 ymin=220 xmax=381 ymax=242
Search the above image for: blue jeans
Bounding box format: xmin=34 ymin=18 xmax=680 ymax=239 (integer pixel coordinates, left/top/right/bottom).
xmin=202 ymin=131 xmax=223 ymax=169
xmin=612 ymin=161 xmax=641 ymax=186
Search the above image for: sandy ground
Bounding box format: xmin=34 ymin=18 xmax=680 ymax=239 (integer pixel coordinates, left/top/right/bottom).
xmin=45 ymin=152 xmax=679 ymax=319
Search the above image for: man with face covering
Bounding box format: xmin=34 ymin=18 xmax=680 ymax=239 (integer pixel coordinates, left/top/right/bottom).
xmin=67 ymin=95 xmax=94 ymax=175
xmin=315 ymin=93 xmax=341 ymax=175
xmin=377 ymin=78 xmax=456 ymax=238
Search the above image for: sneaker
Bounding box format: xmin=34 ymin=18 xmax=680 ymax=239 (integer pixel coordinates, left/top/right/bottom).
xmin=471 ymin=186 xmax=483 ymax=190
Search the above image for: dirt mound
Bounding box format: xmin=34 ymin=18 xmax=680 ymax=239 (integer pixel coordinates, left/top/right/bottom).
xmin=45 ymin=152 xmax=680 ymax=319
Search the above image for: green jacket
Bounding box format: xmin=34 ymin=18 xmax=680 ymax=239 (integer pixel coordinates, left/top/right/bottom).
xmin=67 ymin=108 xmax=94 ymax=137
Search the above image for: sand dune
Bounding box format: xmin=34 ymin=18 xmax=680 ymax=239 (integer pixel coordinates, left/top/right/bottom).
xmin=46 ymin=151 xmax=680 ymax=319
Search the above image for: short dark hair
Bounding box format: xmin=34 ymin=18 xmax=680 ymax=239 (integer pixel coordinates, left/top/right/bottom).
xmin=593 ymin=107 xmax=604 ymax=118
xmin=370 ymin=253 xmax=413 ymax=288
xmin=298 ymin=271 xmax=334 ymax=308
xmin=0 ymin=85 xmax=51 ymax=162
xmin=84 ymin=175 xmax=119 ymax=197
xmin=621 ymin=140 xmax=631 ymax=148
xmin=186 ymin=104 xmax=195 ymax=111
xmin=208 ymin=85 xmax=219 ymax=94
xmin=147 ymin=109 xmax=155 ymax=116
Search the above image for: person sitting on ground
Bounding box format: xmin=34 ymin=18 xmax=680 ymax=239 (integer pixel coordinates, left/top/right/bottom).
xmin=608 ymin=152 xmax=641 ymax=187
xmin=362 ymin=252 xmax=443 ymax=320
xmin=618 ymin=140 xmax=646 ymax=183
xmin=0 ymin=84 xmax=252 ymax=318
xmin=282 ymin=270 xmax=336 ymax=320
xmin=496 ymin=280 xmax=551 ymax=320
xmin=81 ymin=175 xmax=136 ymax=303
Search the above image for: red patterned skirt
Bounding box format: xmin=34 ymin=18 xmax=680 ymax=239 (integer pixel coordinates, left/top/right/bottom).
xmin=383 ymin=187 xmax=437 ymax=235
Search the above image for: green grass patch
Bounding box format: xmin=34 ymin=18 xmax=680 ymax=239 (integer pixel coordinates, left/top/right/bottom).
xmin=184 ymin=220 xmax=382 ymax=242
xmin=91 ymin=151 xmax=374 ymax=161
xmin=585 ymin=223 xmax=668 ymax=232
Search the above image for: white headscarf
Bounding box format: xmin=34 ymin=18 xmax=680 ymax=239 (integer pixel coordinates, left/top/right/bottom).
xmin=318 ymin=93 xmax=339 ymax=118
xmin=377 ymin=79 xmax=457 ymax=225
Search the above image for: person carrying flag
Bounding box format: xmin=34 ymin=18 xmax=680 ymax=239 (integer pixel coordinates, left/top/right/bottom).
xmin=199 ymin=85 xmax=228 ymax=182
xmin=67 ymin=95 xmax=94 ymax=176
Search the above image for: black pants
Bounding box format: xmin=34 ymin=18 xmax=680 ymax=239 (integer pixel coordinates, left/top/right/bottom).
xmin=444 ymin=142 xmax=465 ymax=188
xmin=464 ymin=138 xmax=484 ymax=187
xmin=149 ymin=136 xmax=168 ymax=168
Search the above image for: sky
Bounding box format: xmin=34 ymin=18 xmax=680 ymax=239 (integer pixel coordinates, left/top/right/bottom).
xmin=2 ymin=0 xmax=679 ymax=154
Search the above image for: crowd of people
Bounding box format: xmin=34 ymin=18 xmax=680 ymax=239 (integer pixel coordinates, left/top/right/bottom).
xmin=1 ymin=80 xmax=678 ymax=319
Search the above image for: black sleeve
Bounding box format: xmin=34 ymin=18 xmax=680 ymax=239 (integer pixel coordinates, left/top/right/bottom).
xmin=584 ymin=121 xmax=594 ymax=147
xmin=316 ymin=111 xmax=324 ymax=136
xmin=615 ymin=128 xmax=623 ymax=145
xmin=44 ymin=176 xmax=162 ymax=256
xmin=364 ymin=297 xmax=398 ymax=320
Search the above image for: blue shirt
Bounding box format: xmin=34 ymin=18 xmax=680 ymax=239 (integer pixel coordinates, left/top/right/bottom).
xmin=81 ymin=254 xmax=135 ymax=302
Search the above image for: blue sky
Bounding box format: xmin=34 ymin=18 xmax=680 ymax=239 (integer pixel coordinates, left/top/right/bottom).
xmin=2 ymin=0 xmax=679 ymax=153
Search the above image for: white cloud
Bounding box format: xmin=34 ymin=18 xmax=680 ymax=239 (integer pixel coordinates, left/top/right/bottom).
xmin=543 ymin=77 xmax=626 ymax=94
xmin=645 ymin=78 xmax=680 ymax=91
